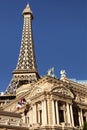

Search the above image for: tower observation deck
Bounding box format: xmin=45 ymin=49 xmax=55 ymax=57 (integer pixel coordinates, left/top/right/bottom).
xmin=6 ymin=4 xmax=39 ymax=94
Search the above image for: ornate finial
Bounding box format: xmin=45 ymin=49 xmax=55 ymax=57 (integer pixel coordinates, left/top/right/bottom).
xmin=47 ymin=67 xmax=55 ymax=78
xmin=26 ymin=3 xmax=29 ymax=8
xmin=22 ymin=3 xmax=33 ymax=16
xmin=60 ymin=70 xmax=66 ymax=79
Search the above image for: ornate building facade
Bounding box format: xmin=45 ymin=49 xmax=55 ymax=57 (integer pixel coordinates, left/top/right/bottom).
xmin=0 ymin=4 xmax=87 ymax=130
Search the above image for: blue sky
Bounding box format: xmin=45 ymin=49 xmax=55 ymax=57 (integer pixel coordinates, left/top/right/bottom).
xmin=0 ymin=0 xmax=87 ymax=92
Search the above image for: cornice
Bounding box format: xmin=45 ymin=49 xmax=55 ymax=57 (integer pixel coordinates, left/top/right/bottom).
xmin=0 ymin=110 xmax=21 ymax=118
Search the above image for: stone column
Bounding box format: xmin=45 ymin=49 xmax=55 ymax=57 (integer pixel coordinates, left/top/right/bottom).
xmin=44 ymin=100 xmax=47 ymax=124
xmin=47 ymin=97 xmax=52 ymax=125
xmin=80 ymin=109 xmax=83 ymax=126
xmin=42 ymin=100 xmax=47 ymax=125
xmin=70 ymin=104 xmax=74 ymax=127
xmin=55 ymin=101 xmax=59 ymax=125
xmin=38 ymin=110 xmax=40 ymax=124
xmin=33 ymin=104 xmax=37 ymax=124
xmin=52 ymin=99 xmax=56 ymax=124
xmin=63 ymin=104 xmax=66 ymax=124
xmin=42 ymin=100 xmax=44 ymax=124
xmin=78 ymin=111 xmax=82 ymax=127
xmin=66 ymin=103 xmax=71 ymax=126
xmin=86 ymin=112 xmax=87 ymax=122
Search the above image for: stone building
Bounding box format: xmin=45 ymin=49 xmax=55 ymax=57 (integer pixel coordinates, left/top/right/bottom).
xmin=0 ymin=4 xmax=87 ymax=130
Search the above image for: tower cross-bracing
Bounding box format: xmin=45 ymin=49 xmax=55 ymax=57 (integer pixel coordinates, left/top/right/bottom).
xmin=7 ymin=4 xmax=39 ymax=94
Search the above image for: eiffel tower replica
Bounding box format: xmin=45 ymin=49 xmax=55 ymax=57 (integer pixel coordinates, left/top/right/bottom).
xmin=6 ymin=4 xmax=40 ymax=94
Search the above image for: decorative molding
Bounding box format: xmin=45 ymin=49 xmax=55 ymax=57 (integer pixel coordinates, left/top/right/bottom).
xmin=31 ymin=87 xmax=43 ymax=97
xmin=51 ymin=87 xmax=74 ymax=98
xmin=75 ymin=94 xmax=86 ymax=103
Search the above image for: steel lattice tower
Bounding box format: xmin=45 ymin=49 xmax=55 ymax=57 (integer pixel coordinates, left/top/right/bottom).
xmin=7 ymin=4 xmax=39 ymax=94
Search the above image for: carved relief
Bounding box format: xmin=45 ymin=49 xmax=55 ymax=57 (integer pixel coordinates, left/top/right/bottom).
xmin=31 ymin=87 xmax=43 ymax=97
xmin=51 ymin=87 xmax=74 ymax=98
xmin=75 ymin=94 xmax=86 ymax=103
xmin=0 ymin=116 xmax=21 ymax=126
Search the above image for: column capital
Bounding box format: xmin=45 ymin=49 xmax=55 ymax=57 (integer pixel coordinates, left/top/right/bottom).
xmin=47 ymin=94 xmax=51 ymax=99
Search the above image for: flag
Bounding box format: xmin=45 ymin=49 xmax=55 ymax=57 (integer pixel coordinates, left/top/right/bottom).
xmin=22 ymin=98 xmax=26 ymax=104
xmin=16 ymin=98 xmax=26 ymax=110
xmin=16 ymin=102 xmax=22 ymax=109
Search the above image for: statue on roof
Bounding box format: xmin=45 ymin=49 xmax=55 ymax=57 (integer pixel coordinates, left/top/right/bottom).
xmin=60 ymin=70 xmax=66 ymax=79
xmin=47 ymin=67 xmax=55 ymax=78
